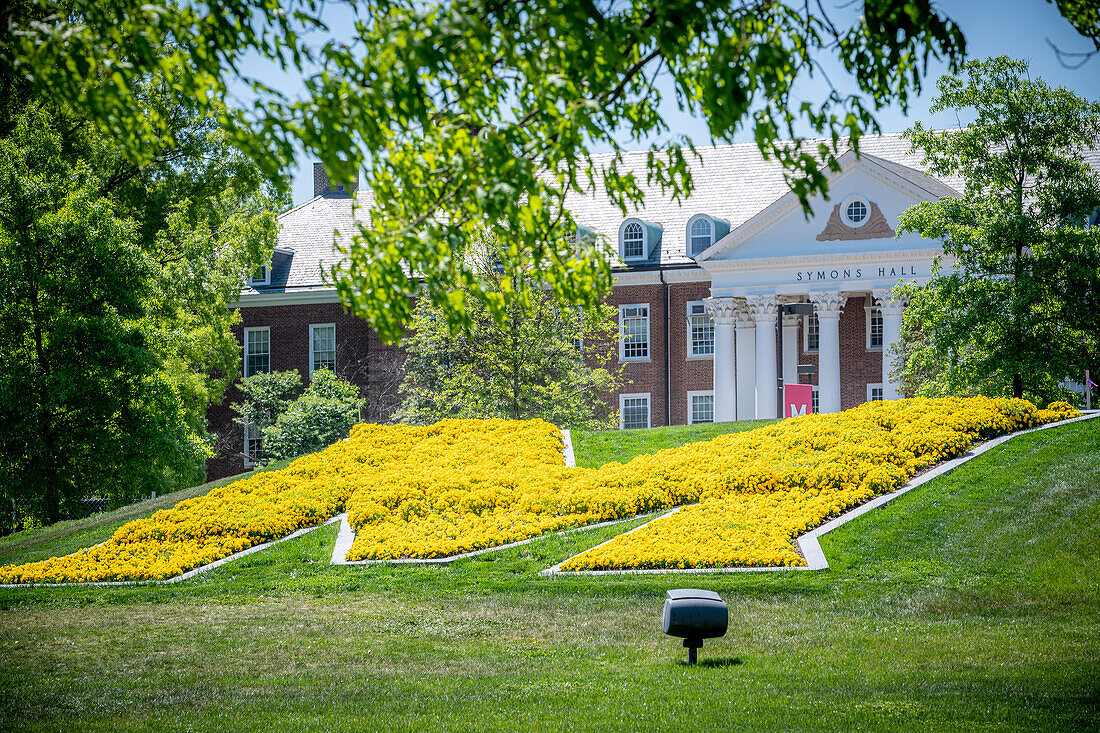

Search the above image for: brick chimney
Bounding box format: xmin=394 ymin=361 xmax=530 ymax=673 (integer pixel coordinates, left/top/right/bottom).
xmin=313 ymin=162 xmax=359 ymax=197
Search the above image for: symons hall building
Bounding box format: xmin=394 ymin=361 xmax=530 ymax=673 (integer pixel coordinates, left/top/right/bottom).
xmin=210 ymin=132 xmax=1025 ymax=476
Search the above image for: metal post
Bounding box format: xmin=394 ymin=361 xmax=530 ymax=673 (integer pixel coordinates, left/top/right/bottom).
xmin=684 ymin=638 xmax=699 ymax=665
xmin=776 ymin=312 xmax=784 ymax=418
xmin=1087 ymin=369 xmax=1092 ymax=410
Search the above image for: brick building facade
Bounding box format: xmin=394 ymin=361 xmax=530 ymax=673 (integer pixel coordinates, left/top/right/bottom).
xmin=207 ymin=135 xmax=971 ymax=478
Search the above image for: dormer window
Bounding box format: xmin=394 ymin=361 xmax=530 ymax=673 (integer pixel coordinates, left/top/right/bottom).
xmin=622 ymin=220 xmax=645 ymax=259
xmin=248 ymin=265 xmax=270 ymax=287
xmin=618 ymin=218 xmax=662 ymax=262
xmin=688 ymin=217 xmax=713 ymax=257
xmin=685 ymin=214 xmax=729 ymax=258
xmin=690 ymin=218 xmax=712 ymax=254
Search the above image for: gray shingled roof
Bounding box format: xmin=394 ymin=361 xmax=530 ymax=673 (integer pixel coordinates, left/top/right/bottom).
xmin=562 ymin=133 xmax=967 ymax=268
xmin=247 ymin=131 xmax=1097 ymax=291
xmin=243 ymin=189 xmax=373 ymax=294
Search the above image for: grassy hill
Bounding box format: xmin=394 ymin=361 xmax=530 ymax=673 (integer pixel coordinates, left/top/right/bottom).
xmin=0 ymin=458 xmax=294 ymax=569
xmin=0 ymin=418 xmax=1097 ymax=731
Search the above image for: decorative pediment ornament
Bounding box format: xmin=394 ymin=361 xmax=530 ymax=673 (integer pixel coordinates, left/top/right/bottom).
xmin=816 ymin=201 xmax=896 ymax=241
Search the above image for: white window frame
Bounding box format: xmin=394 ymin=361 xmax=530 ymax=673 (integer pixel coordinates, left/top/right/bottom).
xmin=687 ymin=301 xmax=714 ymax=359
xmin=840 ymin=194 xmax=871 ymax=228
xmin=247 ymin=265 xmax=270 ymax=287
xmin=309 ymin=323 xmax=337 ymax=377
xmin=619 ymin=393 xmax=651 ymax=430
xmin=686 ymin=214 xmax=714 ymax=257
xmin=865 ymin=305 xmax=884 ymax=351
xmin=618 ymin=304 xmax=651 ymax=362
xmin=811 ymin=385 xmax=820 ymax=414
xmin=243 ymin=326 xmax=270 ymax=378
xmin=619 ymin=219 xmax=648 ymax=261
xmin=867 ymin=383 xmax=884 ymax=402
xmin=243 ymin=421 xmax=263 ymax=468
xmin=687 ymin=390 xmax=715 ymax=425
xmin=803 ymin=312 xmax=819 ymax=353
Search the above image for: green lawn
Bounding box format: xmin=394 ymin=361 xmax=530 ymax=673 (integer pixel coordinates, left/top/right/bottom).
xmin=1 ymin=419 xmax=1098 ymax=731
xmin=570 ymin=419 xmax=777 ymax=468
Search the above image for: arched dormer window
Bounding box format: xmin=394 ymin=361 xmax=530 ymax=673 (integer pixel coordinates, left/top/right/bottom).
xmin=685 ymin=214 xmax=729 ymax=258
xmin=621 ymin=220 xmax=645 ymax=259
xmin=688 ymin=217 xmax=713 ymax=256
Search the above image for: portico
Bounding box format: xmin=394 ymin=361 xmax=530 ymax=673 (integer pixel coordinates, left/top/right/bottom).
xmin=695 ymin=150 xmax=951 ymax=419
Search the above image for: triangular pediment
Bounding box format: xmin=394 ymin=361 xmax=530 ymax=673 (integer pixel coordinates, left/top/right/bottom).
xmin=695 ymin=150 xmax=955 ymax=264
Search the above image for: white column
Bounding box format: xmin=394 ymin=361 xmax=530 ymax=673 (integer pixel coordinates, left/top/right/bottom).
xmin=872 ymin=289 xmax=908 ymax=401
xmin=703 ymin=297 xmax=738 ymax=422
xmin=732 ymin=299 xmax=756 ymax=421
xmin=809 ymin=291 xmax=847 ymax=414
xmin=782 ymin=313 xmax=799 ymax=385
xmin=747 ymin=295 xmax=779 ymax=420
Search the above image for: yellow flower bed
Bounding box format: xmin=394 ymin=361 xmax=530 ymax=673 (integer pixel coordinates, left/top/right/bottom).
xmin=0 ymin=421 xmax=469 ymax=583
xmin=346 ymin=397 xmax=1076 ymax=563
xmin=0 ymin=397 xmax=1078 ymax=582
xmin=559 ymin=398 xmax=1079 ymax=570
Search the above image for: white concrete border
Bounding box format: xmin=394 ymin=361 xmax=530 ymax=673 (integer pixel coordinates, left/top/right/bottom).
xmin=543 ymin=411 xmax=1100 ymax=576
xmin=561 ymin=429 xmax=576 ymax=468
xmin=331 ymin=511 xmax=661 ymax=565
xmin=0 ymin=515 xmax=343 ymax=588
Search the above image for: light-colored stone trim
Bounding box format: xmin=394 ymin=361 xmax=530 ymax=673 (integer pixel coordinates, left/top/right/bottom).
xmin=612 ymin=268 xmax=710 ymax=286
xmin=561 ymin=429 xmax=576 ymax=468
xmin=230 ymin=288 xmax=342 ymax=308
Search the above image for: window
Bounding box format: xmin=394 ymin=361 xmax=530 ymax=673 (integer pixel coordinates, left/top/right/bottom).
xmin=689 ymin=217 xmax=713 ymax=256
xmin=248 ymin=265 xmax=269 ymax=287
xmin=244 ymin=422 xmax=263 ymax=467
xmin=622 ymin=221 xmax=645 ymax=259
xmin=688 ymin=391 xmax=714 ymax=424
xmin=841 ymin=195 xmax=871 ymax=228
xmin=866 ymin=307 xmax=883 ymax=350
xmin=310 ymin=324 xmax=336 ymax=376
xmin=244 ymin=327 xmax=270 ymax=377
xmin=619 ymin=304 xmax=650 ymax=360
xmin=804 ymin=312 xmax=819 ymax=352
xmin=811 ymin=386 xmax=820 ymax=414
xmin=687 ymin=301 xmax=714 ymax=357
xmin=867 ymin=383 xmax=884 ymax=402
xmin=620 ymin=393 xmax=651 ymax=430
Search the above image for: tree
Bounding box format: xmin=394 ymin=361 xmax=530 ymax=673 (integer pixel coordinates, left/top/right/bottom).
xmin=398 ymin=236 xmax=622 ymax=428
xmin=895 ymin=56 xmax=1100 ymax=403
xmin=231 ymin=370 xmax=304 ymax=464
xmin=263 ymin=370 xmax=364 ymax=461
xmin=9 ymin=0 xmax=1052 ymax=343
xmin=231 ymin=369 xmax=363 ymax=463
xmin=0 ymin=89 xmax=285 ymax=525
xmin=9 ymin=3 xmax=1100 ymax=343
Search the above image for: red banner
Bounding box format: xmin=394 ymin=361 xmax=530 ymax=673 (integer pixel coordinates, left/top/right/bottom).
xmin=784 ymin=384 xmax=813 ymax=418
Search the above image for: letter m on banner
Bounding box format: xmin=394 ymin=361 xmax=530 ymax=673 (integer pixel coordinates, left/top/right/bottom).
xmin=784 ymin=384 xmax=813 ymax=418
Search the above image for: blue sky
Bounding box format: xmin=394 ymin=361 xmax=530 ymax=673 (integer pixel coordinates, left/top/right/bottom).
xmin=240 ymin=1 xmax=1100 ymax=206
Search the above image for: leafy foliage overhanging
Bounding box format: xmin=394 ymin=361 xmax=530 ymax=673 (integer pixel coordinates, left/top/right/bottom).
xmin=9 ymin=0 xmax=1054 ymax=341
